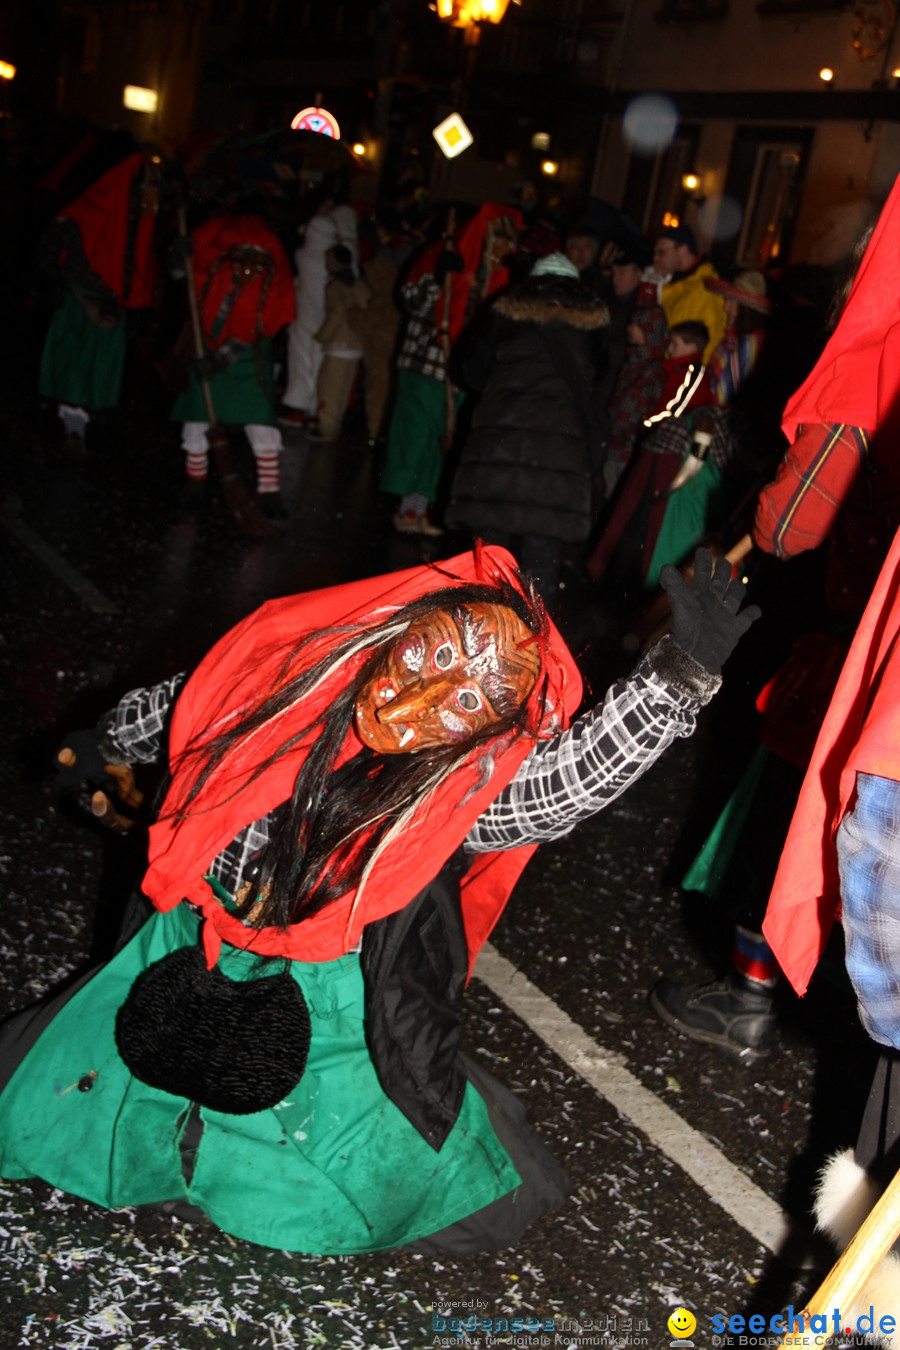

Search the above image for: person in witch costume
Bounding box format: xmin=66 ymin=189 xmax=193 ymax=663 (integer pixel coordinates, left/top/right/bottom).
xmin=37 ymin=152 xmax=159 ymax=455
xmin=0 ymin=544 xmax=756 ymax=1254
xmin=170 ymin=210 xmax=296 ymax=519
xmin=382 ymin=204 xmax=523 ymax=537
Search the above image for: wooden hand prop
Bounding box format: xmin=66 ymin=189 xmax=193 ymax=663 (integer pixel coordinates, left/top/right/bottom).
xmin=56 ymin=745 xmax=143 ymax=835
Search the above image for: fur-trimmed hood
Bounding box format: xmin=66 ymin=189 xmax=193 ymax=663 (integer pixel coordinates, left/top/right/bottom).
xmin=493 ymin=278 xmax=609 ymax=330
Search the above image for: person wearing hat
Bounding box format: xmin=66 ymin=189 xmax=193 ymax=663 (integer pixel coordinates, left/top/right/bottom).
xmin=445 ymin=252 xmax=609 ymax=606
xmin=594 ymin=239 xmax=655 ymax=432
xmin=652 ymin=224 xmax=727 ymax=363
xmin=704 ymin=270 xmax=773 ymax=406
xmin=381 ymin=204 xmax=523 ymax=537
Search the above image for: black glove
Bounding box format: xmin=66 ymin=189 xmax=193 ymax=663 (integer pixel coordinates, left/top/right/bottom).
xmin=54 ymin=728 xmax=111 ymax=793
xmin=433 ymin=250 xmax=464 ymax=286
xmin=661 ymin=548 xmax=761 ymax=675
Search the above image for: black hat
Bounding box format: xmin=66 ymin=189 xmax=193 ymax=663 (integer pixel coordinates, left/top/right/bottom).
xmin=656 ymin=223 xmax=698 ymax=254
xmin=613 ymin=240 xmax=651 ymax=269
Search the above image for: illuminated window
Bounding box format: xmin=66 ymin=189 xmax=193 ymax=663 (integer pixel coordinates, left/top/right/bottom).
xmin=123 ymin=86 xmax=158 ymax=113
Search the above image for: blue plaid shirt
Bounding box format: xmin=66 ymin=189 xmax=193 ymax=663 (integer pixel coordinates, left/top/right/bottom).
xmin=837 ymin=771 xmax=900 ymax=1048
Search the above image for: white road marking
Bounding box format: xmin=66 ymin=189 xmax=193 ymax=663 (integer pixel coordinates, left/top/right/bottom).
xmin=474 ymin=941 xmax=794 ymax=1255
xmin=1 ymin=511 xmax=119 ymax=615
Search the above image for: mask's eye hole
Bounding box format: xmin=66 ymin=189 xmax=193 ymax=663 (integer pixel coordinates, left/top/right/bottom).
xmin=456 ymin=687 xmax=482 ymax=713
xmin=433 ymin=641 xmax=456 ymax=670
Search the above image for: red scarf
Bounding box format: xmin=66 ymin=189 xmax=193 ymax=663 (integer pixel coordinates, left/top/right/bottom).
xmin=60 ymin=152 xmax=157 ymax=308
xmin=405 ymin=203 xmax=524 ymax=344
xmin=143 ymin=547 xmax=582 ymax=970
xmin=191 ymin=214 xmax=296 ymax=348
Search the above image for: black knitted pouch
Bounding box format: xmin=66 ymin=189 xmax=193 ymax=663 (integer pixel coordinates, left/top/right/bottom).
xmin=115 ymin=944 xmax=311 ymax=1114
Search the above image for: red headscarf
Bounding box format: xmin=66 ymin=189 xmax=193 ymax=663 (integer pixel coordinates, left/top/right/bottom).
xmin=60 ymin=152 xmax=157 ymax=308
xmin=405 ymin=203 xmax=524 ymax=343
xmin=781 ymin=173 xmax=900 ymax=447
xmin=143 ymin=547 xmax=582 ymax=970
xmin=190 ymin=214 xmax=296 ymax=348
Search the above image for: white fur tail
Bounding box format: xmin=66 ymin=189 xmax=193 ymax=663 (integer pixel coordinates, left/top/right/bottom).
xmin=812 ymin=1149 xmax=900 ymax=1336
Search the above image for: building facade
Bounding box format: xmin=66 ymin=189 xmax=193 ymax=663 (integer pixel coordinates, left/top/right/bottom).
xmin=592 ymin=0 xmax=900 ymax=266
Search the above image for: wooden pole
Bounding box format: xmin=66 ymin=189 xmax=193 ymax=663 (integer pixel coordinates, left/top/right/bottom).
xmin=776 ymin=1167 xmax=900 ymax=1344
xmin=440 ymin=207 xmax=458 ymax=452
xmin=177 ymin=206 xmax=217 ymax=427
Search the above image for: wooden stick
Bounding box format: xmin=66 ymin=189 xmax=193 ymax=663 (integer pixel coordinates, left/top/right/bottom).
xmin=177 ymin=205 xmax=217 ymax=427
xmin=440 ymin=207 xmax=458 ymax=451
xmin=776 ymin=1167 xmax=900 ymax=1344
xmin=725 ymin=532 xmax=754 ymax=566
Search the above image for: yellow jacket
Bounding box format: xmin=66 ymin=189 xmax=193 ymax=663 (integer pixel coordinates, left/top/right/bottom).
xmin=661 ymin=260 xmax=727 ymax=361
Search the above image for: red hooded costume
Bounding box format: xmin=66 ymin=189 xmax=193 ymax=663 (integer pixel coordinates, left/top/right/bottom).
xmin=763 ymin=174 xmax=900 ymax=995
xmin=404 ymin=203 xmax=524 ymax=344
xmin=59 ymin=152 xmax=157 ymax=308
xmin=143 ymin=546 xmax=582 ymax=970
xmin=190 ymin=214 xmax=296 ymax=349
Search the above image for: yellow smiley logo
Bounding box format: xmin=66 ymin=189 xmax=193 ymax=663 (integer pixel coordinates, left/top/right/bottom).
xmin=667 ymin=1308 xmax=697 ymax=1339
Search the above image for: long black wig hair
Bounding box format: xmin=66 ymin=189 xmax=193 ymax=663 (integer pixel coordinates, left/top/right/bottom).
xmin=168 ymin=575 xmax=547 ymax=931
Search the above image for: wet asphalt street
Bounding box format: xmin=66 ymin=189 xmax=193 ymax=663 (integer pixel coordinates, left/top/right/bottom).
xmin=0 ymin=374 xmax=880 ymax=1350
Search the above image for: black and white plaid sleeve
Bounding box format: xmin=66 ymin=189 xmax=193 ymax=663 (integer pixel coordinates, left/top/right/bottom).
xmin=96 ymin=674 xmax=187 ymax=764
xmin=466 ymin=639 xmax=720 ymax=852
xmin=95 ymin=673 xmax=274 ymax=897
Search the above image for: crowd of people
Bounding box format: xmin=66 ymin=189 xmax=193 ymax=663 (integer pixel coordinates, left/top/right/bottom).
xmin=5 ymin=129 xmax=900 ymax=1319
xmin=28 ymin=145 xmax=796 ymax=599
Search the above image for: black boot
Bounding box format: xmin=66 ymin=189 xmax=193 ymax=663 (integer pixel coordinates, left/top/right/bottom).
xmin=649 ymin=971 xmax=777 ymax=1062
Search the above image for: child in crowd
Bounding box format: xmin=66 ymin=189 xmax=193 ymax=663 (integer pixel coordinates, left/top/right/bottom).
xmin=587 ymin=319 xmax=713 ymax=599
xmin=308 ymin=245 xmax=371 ymax=442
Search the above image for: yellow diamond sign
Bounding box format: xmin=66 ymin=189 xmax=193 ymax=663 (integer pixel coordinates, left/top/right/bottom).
xmin=433 ymin=113 xmax=474 ymax=160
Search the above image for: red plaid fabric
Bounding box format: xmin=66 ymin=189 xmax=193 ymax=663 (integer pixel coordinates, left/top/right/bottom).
xmin=753 ymin=423 xmax=872 ymax=558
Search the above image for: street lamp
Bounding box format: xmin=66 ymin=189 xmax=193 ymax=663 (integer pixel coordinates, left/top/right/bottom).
xmin=435 ymin=0 xmax=513 ymax=27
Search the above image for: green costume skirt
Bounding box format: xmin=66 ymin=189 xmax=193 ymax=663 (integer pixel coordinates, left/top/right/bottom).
xmin=0 ymin=904 xmax=518 ymax=1252
xmin=645 ymin=458 xmax=729 ymax=591
xmin=381 ymin=368 xmax=464 ymax=501
xmin=171 ymin=341 xmax=277 ymax=427
xmin=39 ymin=289 xmax=127 ymax=412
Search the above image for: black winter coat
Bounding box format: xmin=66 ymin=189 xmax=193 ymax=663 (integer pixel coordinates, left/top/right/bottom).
xmin=445 ymin=277 xmax=608 ymax=543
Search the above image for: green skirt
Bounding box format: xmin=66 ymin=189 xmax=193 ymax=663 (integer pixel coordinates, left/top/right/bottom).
xmin=171 ymin=341 xmax=277 ymax=426
xmin=0 ymin=904 xmax=518 ymax=1252
xmin=645 ymin=457 xmax=728 ymax=591
xmin=38 ymin=289 xmax=127 ymax=411
xmin=381 ymin=368 xmax=464 ymax=501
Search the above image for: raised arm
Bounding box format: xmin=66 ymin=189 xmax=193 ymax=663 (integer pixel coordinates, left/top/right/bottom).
xmin=468 ymin=550 xmax=758 ymax=850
